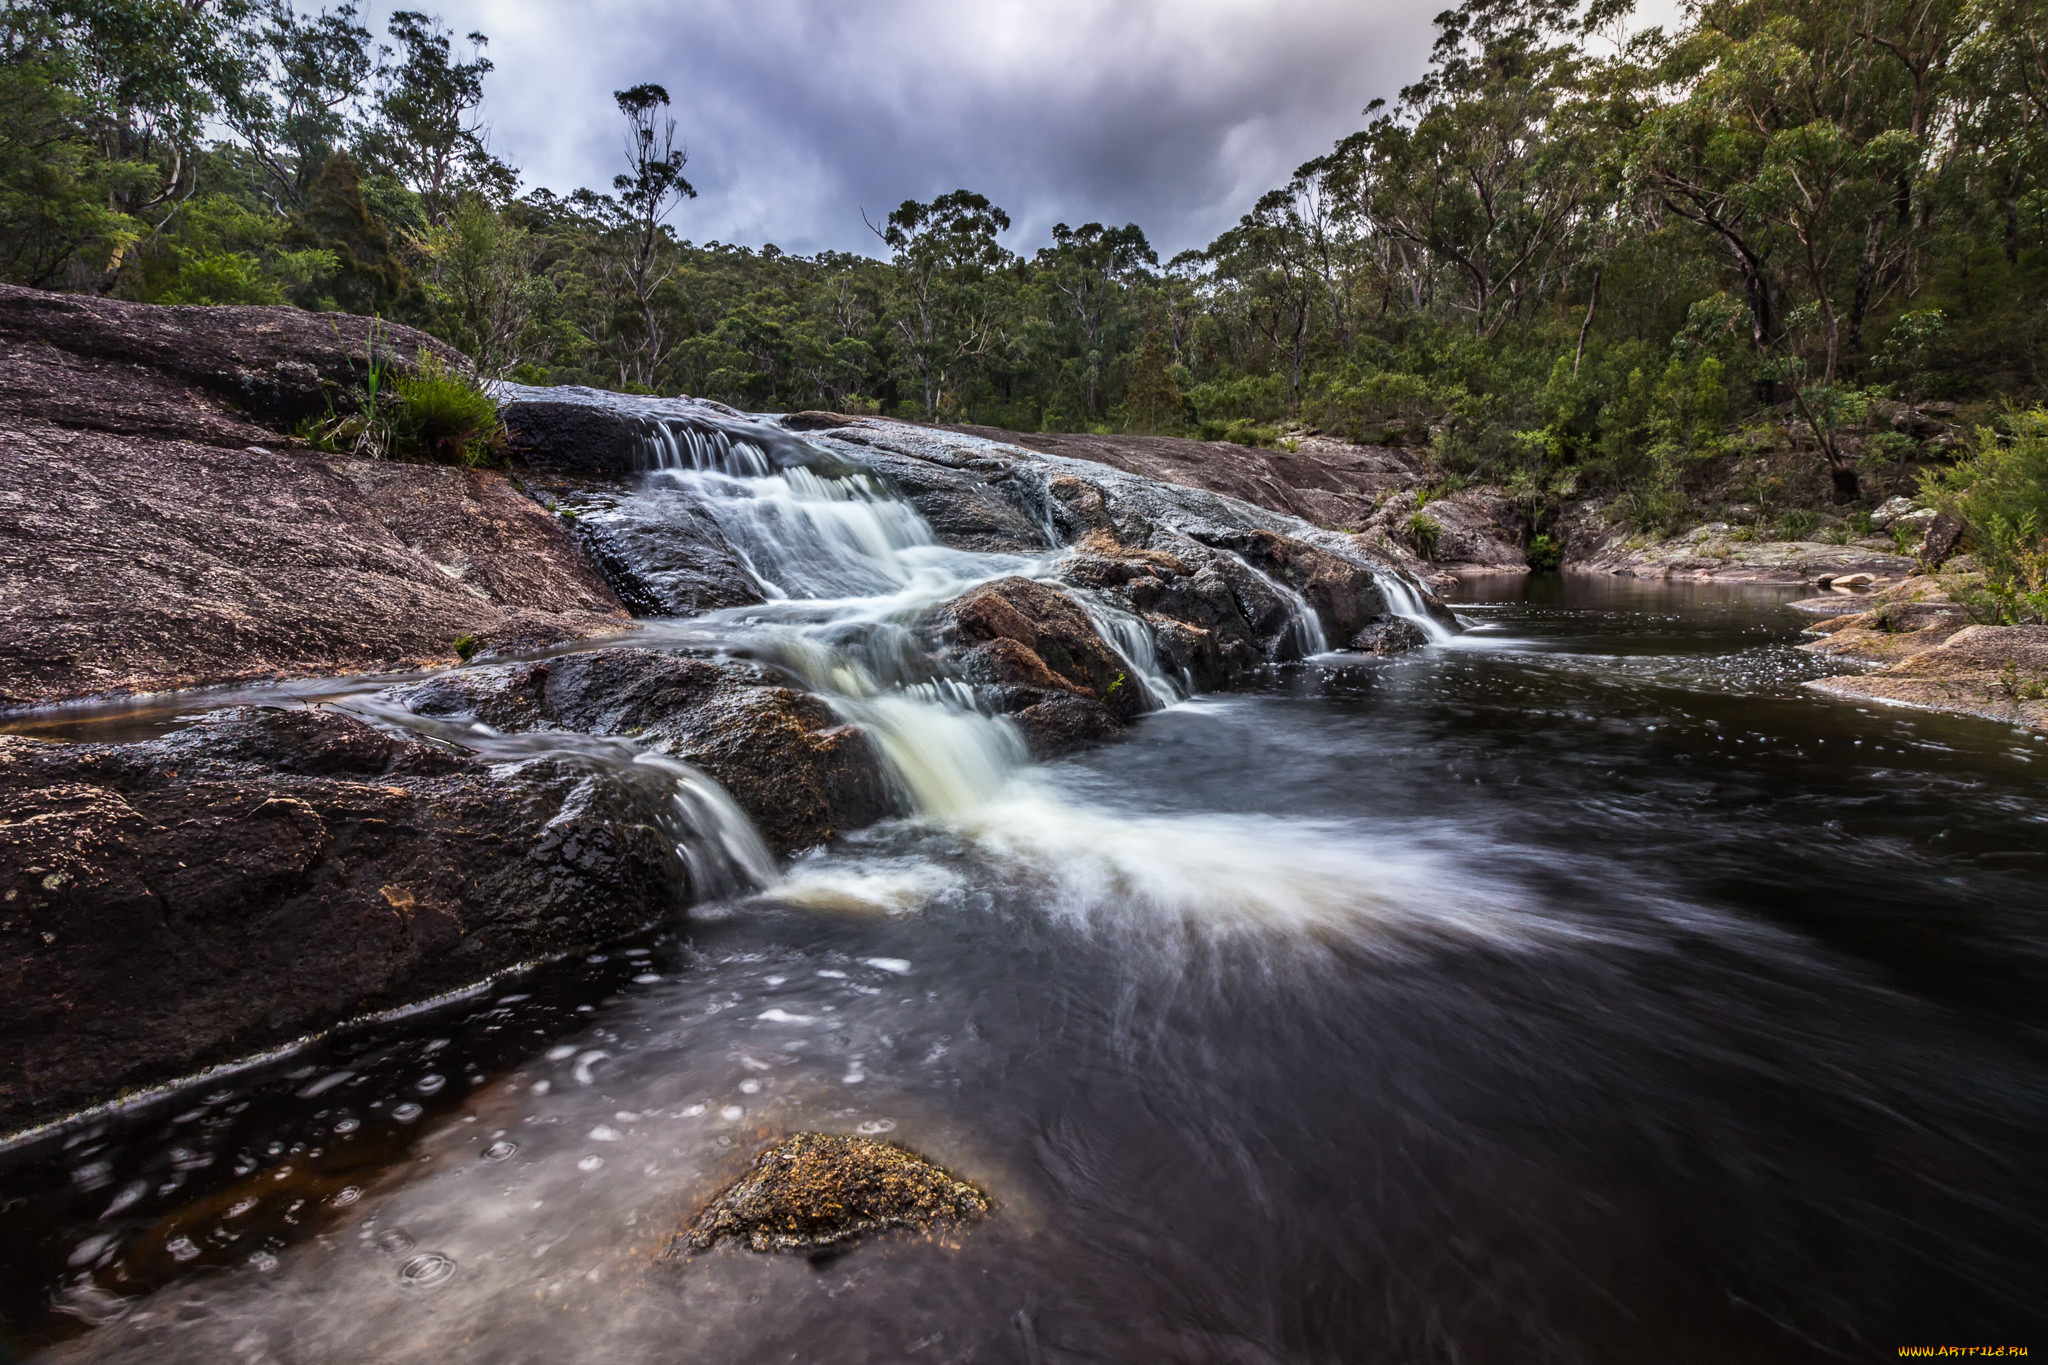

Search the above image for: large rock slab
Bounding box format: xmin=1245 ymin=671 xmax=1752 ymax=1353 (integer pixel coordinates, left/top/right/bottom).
xmin=0 ymin=423 xmax=633 ymax=707
xmin=1575 ymin=523 xmax=1915 ymax=585
xmin=0 ymin=706 xmax=691 ymax=1132
xmin=950 ymin=425 xmax=1425 ymax=531
xmin=0 ymin=286 xmax=632 ymax=708
xmin=0 ymin=282 xmax=462 ymax=430
xmin=387 ymin=649 xmax=894 ymax=855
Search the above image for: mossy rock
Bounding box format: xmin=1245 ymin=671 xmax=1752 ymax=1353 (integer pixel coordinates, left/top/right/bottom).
xmin=671 ymin=1132 xmax=989 ymax=1255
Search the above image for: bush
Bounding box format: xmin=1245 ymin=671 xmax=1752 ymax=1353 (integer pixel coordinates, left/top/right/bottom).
xmin=1921 ymin=410 xmax=2048 ymax=623
xmin=393 ymin=351 xmax=504 ymax=465
xmin=1406 ymin=511 xmax=1443 ymax=560
xmin=1526 ymin=532 xmax=1562 ymax=571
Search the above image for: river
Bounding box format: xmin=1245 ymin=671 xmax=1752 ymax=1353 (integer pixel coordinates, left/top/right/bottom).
xmin=2 ymin=464 xmax=2045 ymax=1360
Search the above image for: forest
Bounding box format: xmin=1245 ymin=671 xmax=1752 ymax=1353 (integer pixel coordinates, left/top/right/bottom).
xmin=3 ymin=0 xmax=2046 ymax=561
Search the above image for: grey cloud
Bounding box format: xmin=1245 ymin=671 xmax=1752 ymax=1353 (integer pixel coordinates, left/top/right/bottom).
xmin=394 ymin=0 xmax=1443 ymax=256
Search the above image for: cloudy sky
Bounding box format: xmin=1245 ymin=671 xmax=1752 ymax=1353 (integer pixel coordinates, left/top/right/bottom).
xmin=378 ymin=0 xmax=1673 ymax=259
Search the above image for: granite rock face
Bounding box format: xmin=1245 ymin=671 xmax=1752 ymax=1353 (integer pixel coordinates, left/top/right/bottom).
xmin=0 ymin=285 xmax=631 ymax=708
xmin=0 ymin=706 xmax=691 ymax=1132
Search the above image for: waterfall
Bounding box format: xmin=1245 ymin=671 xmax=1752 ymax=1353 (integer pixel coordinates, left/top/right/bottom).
xmin=335 ymin=698 xmax=778 ymax=899
xmin=1373 ymin=569 xmax=1458 ymax=644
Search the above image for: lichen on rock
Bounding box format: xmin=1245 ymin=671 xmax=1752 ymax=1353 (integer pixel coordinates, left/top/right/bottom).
xmin=672 ymin=1132 xmax=989 ymax=1255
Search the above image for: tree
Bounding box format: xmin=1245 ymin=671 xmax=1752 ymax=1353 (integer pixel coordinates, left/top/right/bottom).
xmin=230 ymin=0 xmax=372 ymax=212
xmin=1037 ymin=220 xmax=1155 ymax=418
xmin=360 ymin=10 xmax=510 ymax=226
xmin=870 ymin=189 xmax=1011 ymax=420
xmin=602 ymin=82 xmax=694 ymax=390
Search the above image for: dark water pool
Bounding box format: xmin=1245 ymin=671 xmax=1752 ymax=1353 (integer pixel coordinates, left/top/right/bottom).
xmin=4 ymin=576 xmax=2044 ymax=1363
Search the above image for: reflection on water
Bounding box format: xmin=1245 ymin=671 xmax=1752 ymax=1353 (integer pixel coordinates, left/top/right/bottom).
xmin=4 ymin=576 xmax=2046 ymax=1362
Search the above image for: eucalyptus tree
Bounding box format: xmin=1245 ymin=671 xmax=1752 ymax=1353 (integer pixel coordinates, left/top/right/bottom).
xmin=600 ymin=82 xmax=695 ymax=390
xmin=229 ymin=0 xmax=372 ymax=212
xmin=360 ymin=10 xmax=510 ymax=227
xmin=871 ymin=189 xmax=1012 ymax=420
xmin=1036 ymin=220 xmax=1155 ymax=418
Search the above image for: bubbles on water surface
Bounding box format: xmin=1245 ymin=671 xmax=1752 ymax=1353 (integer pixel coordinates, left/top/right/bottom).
xmin=398 ymin=1253 xmax=457 ymax=1289
xmin=390 ymin=1103 xmax=423 ymax=1123
xmin=577 ymin=1156 xmax=604 ymax=1172
xmin=373 ymin=1228 xmax=416 ymax=1256
xmin=855 ymin=1119 xmax=897 ymax=1135
xmin=165 ymin=1236 xmax=200 ymax=1262
xmin=415 ymin=1074 xmax=445 ymax=1095
xmin=329 ymin=1187 xmax=362 ymax=1207
xmin=331 ymin=1116 xmax=360 ymax=1135
xmin=482 ymin=1140 xmax=518 ymax=1163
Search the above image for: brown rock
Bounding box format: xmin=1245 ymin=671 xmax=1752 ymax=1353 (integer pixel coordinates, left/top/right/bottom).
xmin=674 ymin=1132 xmax=988 ymax=1255
xmin=0 ymin=706 xmax=690 ymax=1131
xmin=0 ymin=286 xmax=631 ymax=708
xmin=942 ymin=577 xmax=1144 ymax=720
xmin=0 ymin=282 xmax=462 ymax=431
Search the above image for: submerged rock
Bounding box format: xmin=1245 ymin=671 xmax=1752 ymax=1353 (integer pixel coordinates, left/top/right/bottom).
xmin=0 ymin=706 xmax=691 ymax=1132
xmin=673 ymin=1132 xmax=989 ymax=1255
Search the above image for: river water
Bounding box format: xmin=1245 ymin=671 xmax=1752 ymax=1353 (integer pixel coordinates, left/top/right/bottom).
xmin=4 ymin=503 xmax=2047 ymax=1358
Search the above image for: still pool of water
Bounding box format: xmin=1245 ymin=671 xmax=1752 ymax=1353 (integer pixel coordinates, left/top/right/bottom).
xmin=3 ymin=575 xmax=2044 ymax=1363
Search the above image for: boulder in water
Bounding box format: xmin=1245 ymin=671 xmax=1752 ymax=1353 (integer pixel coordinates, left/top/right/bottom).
xmin=1349 ymin=617 xmax=1429 ymax=655
xmin=673 ymin=1132 xmax=989 ymax=1255
xmin=387 ymin=649 xmax=894 ymax=855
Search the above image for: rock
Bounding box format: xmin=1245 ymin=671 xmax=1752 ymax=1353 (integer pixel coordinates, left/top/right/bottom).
xmin=952 ymin=425 xmax=1425 ymax=531
xmin=387 ymin=649 xmax=894 ymax=856
xmin=1574 ymin=531 xmax=1914 ymax=585
xmin=935 ymin=577 xmax=1140 ymax=756
xmin=1869 ymin=496 xmax=1918 ymax=530
xmin=498 ymin=383 xmax=826 ymax=479
xmin=0 ymin=288 xmax=632 ymax=708
xmin=1829 ymin=573 xmax=1877 ymax=590
xmin=1349 ymin=617 xmax=1429 ymax=655
xmin=0 ymin=282 xmax=463 ymax=431
xmin=672 ymin=1132 xmax=988 ymax=1255
xmin=520 ymin=475 xmax=763 ymax=617
xmin=1806 ymin=625 xmax=2048 ymax=732
xmin=0 ymin=706 xmax=691 ymax=1131
xmin=1916 ymin=511 xmax=1965 ymax=566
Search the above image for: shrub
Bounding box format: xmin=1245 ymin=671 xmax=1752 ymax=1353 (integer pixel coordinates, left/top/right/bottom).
xmin=1406 ymin=511 xmax=1443 ymax=560
xmin=1526 ymin=532 xmax=1562 ymax=571
xmin=393 ymin=350 xmax=504 ymax=465
xmin=1921 ymin=410 xmax=2048 ymax=623
xmin=1775 ymin=508 xmax=1821 ymax=541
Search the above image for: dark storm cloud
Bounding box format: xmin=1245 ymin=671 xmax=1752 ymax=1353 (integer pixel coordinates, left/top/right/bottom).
xmin=405 ymin=0 xmax=1445 ymax=256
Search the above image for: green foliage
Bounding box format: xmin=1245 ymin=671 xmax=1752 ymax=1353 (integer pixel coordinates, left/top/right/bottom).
xmin=392 ymin=349 xmax=503 ymax=465
xmin=452 ymin=633 xmax=481 ymax=661
xmin=1405 ymin=510 xmax=1443 ymax=559
xmin=1922 ymin=412 xmax=2048 ymax=624
xmin=1526 ymin=532 xmax=1562 ymax=571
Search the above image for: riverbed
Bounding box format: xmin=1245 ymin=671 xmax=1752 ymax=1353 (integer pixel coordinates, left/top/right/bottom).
xmin=3 ymin=575 xmax=2044 ymax=1362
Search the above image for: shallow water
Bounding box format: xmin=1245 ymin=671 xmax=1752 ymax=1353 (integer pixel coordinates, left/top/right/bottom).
xmin=4 ymin=575 xmax=2046 ymax=1363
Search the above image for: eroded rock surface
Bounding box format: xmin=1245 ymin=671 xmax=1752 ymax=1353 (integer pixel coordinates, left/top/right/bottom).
xmin=1574 ymin=523 xmax=1915 ymax=585
xmin=1796 ymin=576 xmax=2048 ymax=731
xmin=0 ymin=706 xmax=690 ymax=1131
xmin=387 ymin=649 xmax=894 ymax=855
xmin=0 ymin=285 xmax=632 ymax=707
xmin=674 ymin=1132 xmax=989 ymax=1254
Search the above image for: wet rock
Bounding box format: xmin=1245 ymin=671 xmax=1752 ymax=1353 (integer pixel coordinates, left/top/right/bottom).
xmin=0 ymin=706 xmax=690 ymax=1131
xmin=941 ymin=577 xmax=1144 ymax=721
xmin=1868 ymin=496 xmax=1919 ymax=530
xmin=520 ymin=476 xmax=762 ymax=617
xmin=498 ymin=384 xmax=828 ymax=478
xmin=673 ymin=1132 xmax=988 ymax=1255
xmin=1362 ymin=488 xmax=1531 ymax=574
xmin=1349 ymin=617 xmax=1429 ymax=655
xmin=1227 ymin=528 xmax=1388 ymax=642
xmin=388 ymin=649 xmax=893 ymax=855
xmin=951 ymin=425 xmax=1425 ymax=531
